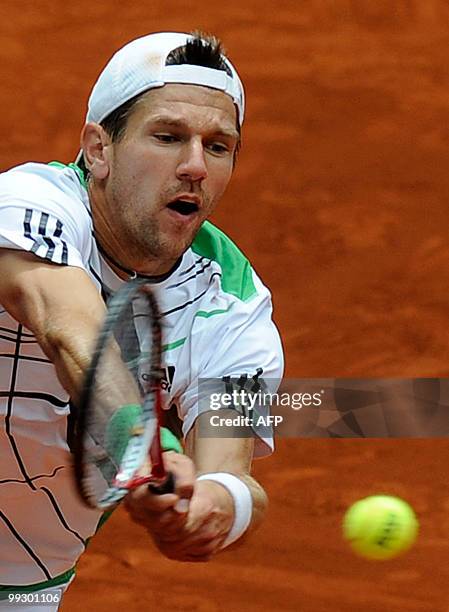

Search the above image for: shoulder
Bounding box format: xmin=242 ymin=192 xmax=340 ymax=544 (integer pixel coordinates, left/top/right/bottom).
xmin=1 ymin=159 xmax=86 ymax=204
xmin=184 ymin=222 xmax=282 ymax=366
xmin=0 ymin=161 xmax=91 ymax=228
xmin=1 ymin=160 xmax=86 ymax=198
xmin=0 ymin=162 xmax=93 ymax=266
xmin=190 ymin=221 xmax=258 ymax=302
xmin=1 ymin=160 xmax=83 ymax=189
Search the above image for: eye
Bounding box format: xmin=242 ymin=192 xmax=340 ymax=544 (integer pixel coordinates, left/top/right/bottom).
xmin=153 ymin=134 xmax=179 ymax=143
xmin=207 ymin=142 xmax=231 ymax=155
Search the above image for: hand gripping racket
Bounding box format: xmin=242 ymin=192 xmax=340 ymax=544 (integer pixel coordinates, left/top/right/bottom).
xmin=73 ymin=278 xmax=174 ymax=509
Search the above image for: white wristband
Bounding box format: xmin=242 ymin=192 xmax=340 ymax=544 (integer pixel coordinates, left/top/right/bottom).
xmin=196 ymin=472 xmax=253 ymax=548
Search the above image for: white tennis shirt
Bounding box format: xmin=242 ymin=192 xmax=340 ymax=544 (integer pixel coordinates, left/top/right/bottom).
xmin=0 ymin=162 xmax=283 ymax=586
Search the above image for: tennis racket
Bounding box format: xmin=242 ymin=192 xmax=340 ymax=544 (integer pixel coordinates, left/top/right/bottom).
xmin=73 ymin=278 xmax=174 ymax=509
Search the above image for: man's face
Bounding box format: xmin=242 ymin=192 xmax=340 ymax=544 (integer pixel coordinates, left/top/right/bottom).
xmin=101 ymin=84 xmax=239 ymax=273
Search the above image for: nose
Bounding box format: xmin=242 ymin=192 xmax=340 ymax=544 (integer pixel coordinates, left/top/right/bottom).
xmin=176 ymin=138 xmax=208 ymax=183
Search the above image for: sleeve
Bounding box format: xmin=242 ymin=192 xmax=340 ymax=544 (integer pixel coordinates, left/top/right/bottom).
xmin=180 ymin=273 xmax=284 ymax=458
xmin=0 ymin=166 xmax=90 ymax=269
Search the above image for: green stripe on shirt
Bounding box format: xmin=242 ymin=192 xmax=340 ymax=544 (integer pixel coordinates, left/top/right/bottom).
xmin=192 ymin=221 xmax=257 ymax=302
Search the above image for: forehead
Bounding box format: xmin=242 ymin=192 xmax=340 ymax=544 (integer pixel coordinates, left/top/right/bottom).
xmin=126 ymin=83 xmax=238 ymax=132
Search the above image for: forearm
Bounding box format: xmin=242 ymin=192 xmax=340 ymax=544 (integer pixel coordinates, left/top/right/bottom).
xmin=16 ymin=287 xmax=106 ymax=404
xmin=0 ymin=250 xmax=106 ymax=403
xmin=37 ymin=314 xmax=102 ymax=404
xmin=42 ymin=312 xmax=145 ymax=410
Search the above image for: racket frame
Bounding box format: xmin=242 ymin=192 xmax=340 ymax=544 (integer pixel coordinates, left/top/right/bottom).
xmin=73 ymin=279 xmax=169 ymax=509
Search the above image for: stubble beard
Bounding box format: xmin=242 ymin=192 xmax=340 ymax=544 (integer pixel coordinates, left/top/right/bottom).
xmin=110 ymin=187 xmax=203 ymax=271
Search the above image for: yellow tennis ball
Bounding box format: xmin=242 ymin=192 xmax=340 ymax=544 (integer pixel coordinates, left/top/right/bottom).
xmin=343 ymin=495 xmax=419 ymax=560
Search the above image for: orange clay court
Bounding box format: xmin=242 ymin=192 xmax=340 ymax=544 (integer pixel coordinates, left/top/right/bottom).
xmin=2 ymin=2 xmax=449 ymax=610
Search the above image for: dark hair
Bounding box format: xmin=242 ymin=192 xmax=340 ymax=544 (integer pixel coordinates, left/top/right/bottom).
xmin=99 ymin=31 xmax=241 ymax=156
xmin=99 ymin=92 xmax=146 ymax=143
xmin=165 ymin=32 xmax=232 ymax=76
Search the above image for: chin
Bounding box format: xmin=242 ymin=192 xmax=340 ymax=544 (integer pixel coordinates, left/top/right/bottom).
xmin=150 ymin=243 xmax=184 ymax=266
xmin=165 ymin=231 xmax=196 ymax=254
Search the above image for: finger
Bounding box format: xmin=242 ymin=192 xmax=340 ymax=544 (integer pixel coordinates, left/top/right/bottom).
xmin=173 ymin=497 xmax=190 ymax=514
xmin=163 ymin=452 xmax=195 ymax=501
xmin=184 ymin=536 xmax=225 ymax=557
xmin=156 ymin=534 xmax=225 ymax=561
xmin=127 ymin=505 xmax=188 ymax=534
xmin=165 ymin=548 xmax=214 ymax=563
xmin=155 ymin=518 xmax=226 ymax=547
xmin=155 ymin=543 xmax=213 ymax=563
xmin=156 ymin=508 xmax=191 ymax=530
xmin=184 ymin=496 xmax=216 ymax=532
xmin=126 ymin=483 xmax=179 ymax=513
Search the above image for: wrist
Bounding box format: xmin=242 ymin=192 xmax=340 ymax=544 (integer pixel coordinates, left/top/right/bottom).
xmin=196 ymin=472 xmax=253 ymax=548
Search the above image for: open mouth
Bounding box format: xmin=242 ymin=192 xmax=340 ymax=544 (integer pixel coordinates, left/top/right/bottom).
xmin=166 ymin=199 xmax=199 ymax=216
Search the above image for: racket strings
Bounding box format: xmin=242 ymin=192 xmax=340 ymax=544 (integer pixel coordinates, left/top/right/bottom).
xmin=77 ymin=283 xmax=163 ymax=508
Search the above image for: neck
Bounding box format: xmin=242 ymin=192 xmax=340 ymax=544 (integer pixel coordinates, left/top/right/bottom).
xmin=96 ymin=241 xmax=137 ymax=280
xmin=88 ymin=180 xmax=171 ymax=279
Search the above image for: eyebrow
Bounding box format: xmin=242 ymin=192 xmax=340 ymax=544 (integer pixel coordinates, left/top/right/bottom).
xmin=145 ymin=115 xmax=240 ymax=140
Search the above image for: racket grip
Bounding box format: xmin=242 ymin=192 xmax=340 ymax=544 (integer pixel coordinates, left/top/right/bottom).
xmin=147 ymin=471 xmax=175 ymax=495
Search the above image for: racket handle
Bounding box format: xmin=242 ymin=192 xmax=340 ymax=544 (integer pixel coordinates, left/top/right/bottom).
xmin=147 ymin=471 xmax=175 ymax=495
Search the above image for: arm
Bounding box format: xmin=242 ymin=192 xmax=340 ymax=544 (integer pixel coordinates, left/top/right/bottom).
xmin=124 ymin=275 xmax=282 ymax=560
xmin=1 ymin=248 xmax=195 ymax=495
xmin=0 ymin=249 xmax=106 ymax=403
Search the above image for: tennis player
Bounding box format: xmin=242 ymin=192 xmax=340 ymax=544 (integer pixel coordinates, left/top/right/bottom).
xmin=0 ymin=31 xmax=283 ymax=608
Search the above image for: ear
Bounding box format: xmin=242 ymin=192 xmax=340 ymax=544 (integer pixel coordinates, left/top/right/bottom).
xmin=80 ymin=123 xmax=112 ymax=180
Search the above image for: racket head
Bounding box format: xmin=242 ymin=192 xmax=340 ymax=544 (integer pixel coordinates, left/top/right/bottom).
xmin=73 ymin=278 xmax=166 ymax=509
